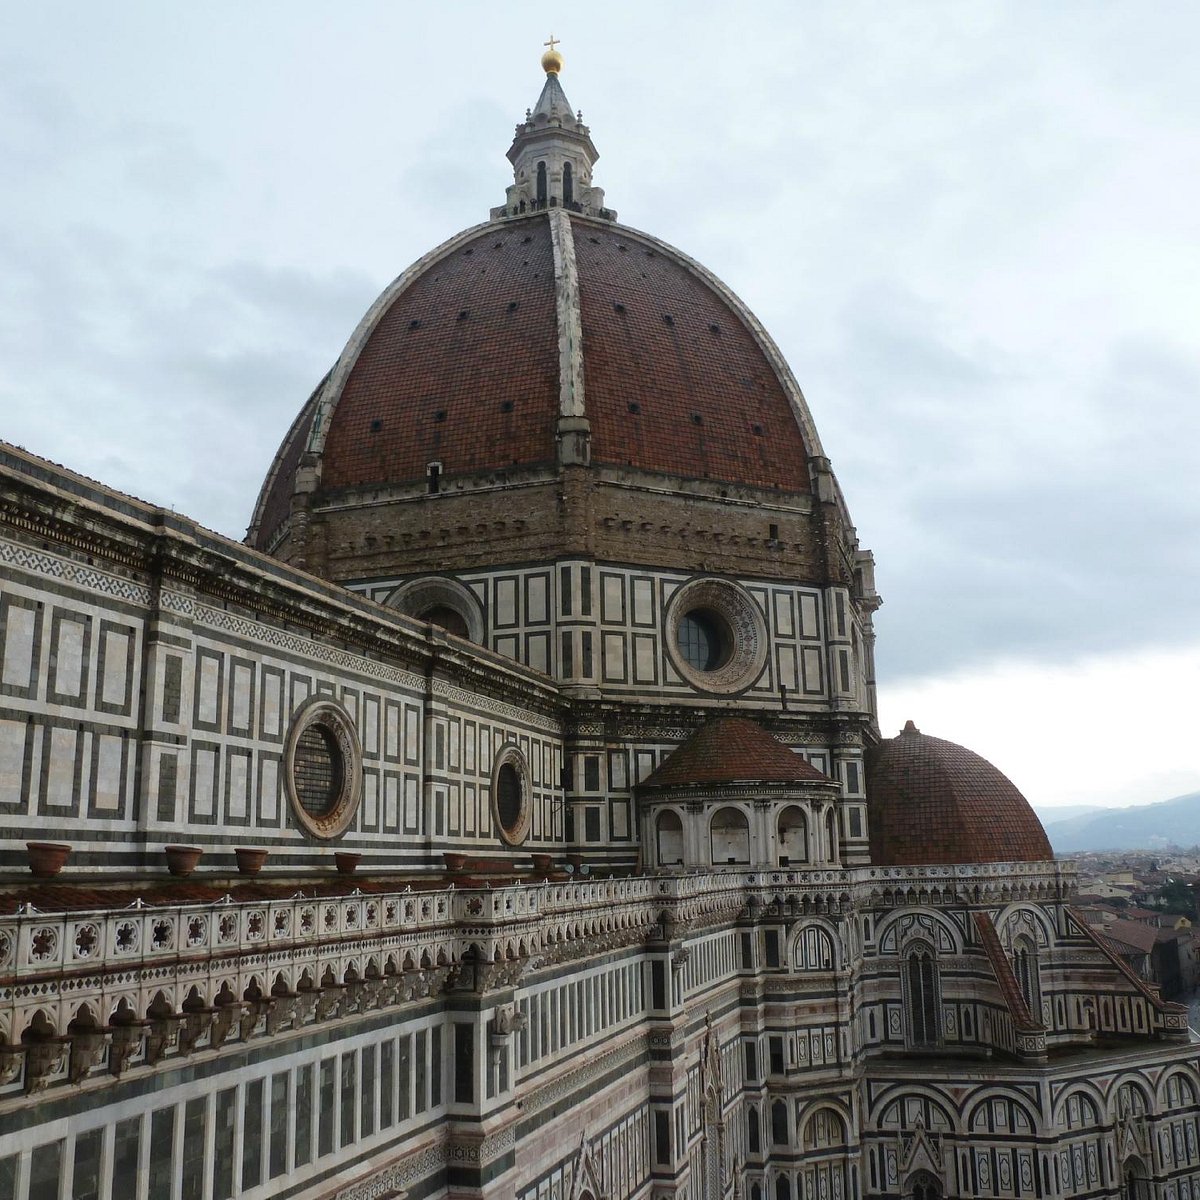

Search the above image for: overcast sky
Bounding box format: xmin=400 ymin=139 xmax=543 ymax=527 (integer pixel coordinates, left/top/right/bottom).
xmin=2 ymin=3 xmax=1197 ymax=811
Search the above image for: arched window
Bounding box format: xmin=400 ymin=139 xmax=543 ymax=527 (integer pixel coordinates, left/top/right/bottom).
xmin=1123 ymin=1156 xmax=1149 ymax=1200
xmin=771 ymin=1099 xmax=788 ymax=1144
xmin=656 ymin=810 xmax=684 ymax=866
xmin=710 ymin=807 xmax=750 ymax=865
xmin=907 ymin=1171 xmax=943 ymax=1200
xmin=904 ymin=944 xmax=940 ymax=1046
xmin=1062 ymin=1090 xmax=1100 ymax=1130
xmin=801 ymin=1107 xmax=847 ymax=1150
xmin=1012 ymin=935 xmax=1040 ymax=1019
xmin=1163 ymin=1071 xmax=1198 ymax=1110
xmin=793 ymin=925 xmax=835 ymax=971
xmin=775 ymin=1177 xmax=792 ymax=1200
xmin=747 ymin=1104 xmax=761 ymax=1153
xmin=563 ymin=161 xmax=574 ymax=205
xmin=418 ymin=604 xmax=468 ymax=638
xmin=536 ymin=161 xmax=547 ymax=205
xmin=777 ymin=806 xmax=808 ymax=865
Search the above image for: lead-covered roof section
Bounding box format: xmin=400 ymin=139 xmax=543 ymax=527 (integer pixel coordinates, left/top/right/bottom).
xmin=866 ymin=721 xmax=1053 ymax=866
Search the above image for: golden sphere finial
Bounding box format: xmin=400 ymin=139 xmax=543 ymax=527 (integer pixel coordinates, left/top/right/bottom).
xmin=541 ymin=33 xmax=563 ymax=75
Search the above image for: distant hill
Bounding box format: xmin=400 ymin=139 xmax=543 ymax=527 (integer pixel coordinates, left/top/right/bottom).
xmin=1041 ymin=791 xmax=1200 ymax=853
xmin=1033 ymin=803 xmax=1105 ymax=823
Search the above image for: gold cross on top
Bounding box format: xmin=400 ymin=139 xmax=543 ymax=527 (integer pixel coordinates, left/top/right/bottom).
xmin=544 ymin=34 xmax=560 ymax=52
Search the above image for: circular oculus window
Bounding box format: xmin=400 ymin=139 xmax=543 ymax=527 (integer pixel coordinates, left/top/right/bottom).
xmin=491 ymin=745 xmax=531 ymax=846
xmin=665 ymin=578 xmax=768 ymax=694
xmin=284 ymin=699 xmax=363 ymax=839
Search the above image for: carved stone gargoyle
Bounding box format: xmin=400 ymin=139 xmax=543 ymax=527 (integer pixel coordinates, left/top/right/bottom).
xmin=24 ymin=1038 xmax=67 ymax=1094
xmin=293 ymin=989 xmax=319 ymax=1026
xmin=341 ymin=977 xmax=367 ymax=1016
xmin=209 ymin=1003 xmax=245 ymax=1050
xmin=145 ymin=1015 xmax=179 ymax=1066
xmin=378 ymin=973 xmax=404 ymax=1007
xmin=363 ymin=976 xmax=388 ymax=1011
xmin=242 ymin=998 xmax=271 ymax=1040
xmin=109 ymin=1022 xmax=144 ymax=1076
xmin=316 ymin=986 xmax=346 ymax=1022
xmin=68 ymin=1028 xmax=107 ymax=1083
xmin=0 ymin=1042 xmax=24 ymax=1086
xmin=489 ymin=1003 xmax=529 ymax=1051
xmin=267 ymin=994 xmax=297 ymax=1035
xmin=179 ymin=1008 xmax=215 ymax=1055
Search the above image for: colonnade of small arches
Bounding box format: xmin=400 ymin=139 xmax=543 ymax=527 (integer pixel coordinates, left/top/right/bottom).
xmin=864 ymin=874 xmax=1066 ymax=911
xmin=653 ymin=801 xmax=842 ymax=869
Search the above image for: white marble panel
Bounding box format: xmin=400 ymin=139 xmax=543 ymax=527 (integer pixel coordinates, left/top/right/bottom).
xmin=2 ymin=605 xmax=36 ymax=688
xmin=384 ymin=774 xmax=399 ymax=828
xmin=231 ymin=662 xmax=253 ymax=729
xmin=632 ymin=577 xmax=654 ymax=624
xmin=197 ymin=655 xmax=220 ymax=725
xmin=45 ymin=727 xmax=77 ymax=807
xmin=527 ymin=575 xmax=548 ymax=624
xmin=100 ymin=628 xmax=129 ymax=707
xmin=228 ymin=753 xmax=249 ymax=819
xmin=260 ymin=757 xmax=279 ymax=821
xmin=262 ymin=669 xmax=283 ymax=738
xmin=799 ymin=594 xmax=820 ymax=639
xmin=54 ymin=617 xmax=86 ymax=696
xmin=93 ymin=734 xmax=123 ymax=811
xmin=193 ymin=748 xmax=217 ymax=817
xmin=0 ymin=718 xmax=25 ymax=806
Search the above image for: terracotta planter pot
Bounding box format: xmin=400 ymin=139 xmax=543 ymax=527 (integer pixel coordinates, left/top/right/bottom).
xmin=443 ymin=852 xmax=469 ymax=872
xmin=164 ymin=845 xmax=203 ymax=878
xmin=234 ymin=847 xmax=269 ymax=876
xmin=26 ymin=842 xmax=71 ymax=878
xmin=334 ymin=852 xmax=362 ymax=876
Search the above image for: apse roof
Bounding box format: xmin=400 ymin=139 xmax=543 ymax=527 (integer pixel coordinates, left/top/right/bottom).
xmin=639 ymin=716 xmax=834 ymax=789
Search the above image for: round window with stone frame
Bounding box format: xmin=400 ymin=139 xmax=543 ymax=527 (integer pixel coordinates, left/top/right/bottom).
xmin=284 ymin=698 xmax=363 ymax=839
xmin=490 ymin=744 xmax=531 ymax=846
xmin=664 ymin=578 xmax=769 ymax=694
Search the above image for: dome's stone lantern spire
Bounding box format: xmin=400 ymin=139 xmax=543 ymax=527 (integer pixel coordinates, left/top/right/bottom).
xmin=490 ymin=41 xmax=615 ymax=222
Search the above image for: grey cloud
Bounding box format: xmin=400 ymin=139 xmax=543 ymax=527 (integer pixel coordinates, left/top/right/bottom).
xmin=827 ymin=313 xmax=1200 ymax=680
xmin=0 ymin=5 xmax=1196 ymax=695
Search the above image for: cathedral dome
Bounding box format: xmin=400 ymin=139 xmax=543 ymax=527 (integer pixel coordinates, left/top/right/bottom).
xmin=866 ymin=721 xmax=1052 ymax=867
xmin=247 ymin=56 xmax=831 ymax=564
xmin=249 ymin=211 xmax=819 ymax=553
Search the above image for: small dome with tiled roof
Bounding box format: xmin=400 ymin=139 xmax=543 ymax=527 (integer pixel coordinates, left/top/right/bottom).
xmin=640 ymin=716 xmax=833 ymax=789
xmin=866 ymin=721 xmax=1052 ymax=867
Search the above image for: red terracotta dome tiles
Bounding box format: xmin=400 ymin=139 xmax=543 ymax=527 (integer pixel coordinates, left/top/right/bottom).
xmin=641 ymin=716 xmax=833 ymax=789
xmin=866 ymin=725 xmax=1052 ymax=867
xmin=320 ymin=219 xmax=560 ymax=490
xmin=571 ymin=221 xmax=812 ymax=492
